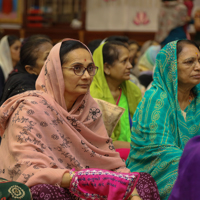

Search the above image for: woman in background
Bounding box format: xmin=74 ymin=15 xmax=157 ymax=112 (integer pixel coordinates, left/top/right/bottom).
xmin=0 ymin=35 xmax=21 ymax=97
xmin=0 ymin=35 xmax=52 ymax=105
xmin=155 ymin=0 xmax=188 ymax=46
xmin=90 ymin=41 xmax=142 ymax=159
xmin=137 ymin=45 xmax=161 ymax=90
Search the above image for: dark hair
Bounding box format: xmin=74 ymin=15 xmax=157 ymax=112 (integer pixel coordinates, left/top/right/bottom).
xmin=60 ymin=40 xmax=88 ymax=65
xmin=128 ymin=40 xmax=139 ymax=46
xmin=21 ymin=34 xmax=51 ymax=46
xmin=103 ymin=41 xmax=128 ymax=65
xmin=138 ymin=73 xmax=153 ymax=88
xmin=105 ymin=35 xmax=129 ymax=44
xmin=177 ymin=40 xmax=200 ymax=59
xmin=87 ymin=39 xmax=102 ymax=54
xmin=7 ymin=35 xmax=20 ymax=46
xmin=20 ymin=35 xmax=52 ymax=68
xmin=128 ymin=40 xmax=141 ymax=50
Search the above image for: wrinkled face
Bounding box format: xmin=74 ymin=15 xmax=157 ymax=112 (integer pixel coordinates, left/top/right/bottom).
xmin=177 ymin=44 xmax=200 ymax=87
xmin=33 ymin=42 xmax=53 ymax=75
xmin=105 ymin=46 xmax=132 ymax=82
xmin=10 ymin=40 xmax=21 ymax=65
xmin=62 ymin=48 xmax=94 ymax=100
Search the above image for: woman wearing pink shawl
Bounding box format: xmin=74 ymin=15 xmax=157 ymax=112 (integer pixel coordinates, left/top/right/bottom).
xmin=0 ymin=39 xmax=159 ymax=200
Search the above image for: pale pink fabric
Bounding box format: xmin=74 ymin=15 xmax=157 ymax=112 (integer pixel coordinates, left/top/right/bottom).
xmin=0 ymin=39 xmax=129 ymax=188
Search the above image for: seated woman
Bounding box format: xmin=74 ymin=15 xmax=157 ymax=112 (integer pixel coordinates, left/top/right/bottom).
xmin=155 ymin=0 xmax=188 ymax=46
xmin=0 ymin=39 xmax=160 ymax=200
xmin=0 ymin=35 xmax=21 ymax=97
xmin=90 ymin=41 xmax=142 ymax=159
xmin=0 ymin=35 xmax=53 ymax=105
xmin=137 ymin=45 xmax=161 ymax=72
xmin=126 ymin=40 xmax=200 ymax=200
xmin=137 ymin=45 xmax=161 ymax=91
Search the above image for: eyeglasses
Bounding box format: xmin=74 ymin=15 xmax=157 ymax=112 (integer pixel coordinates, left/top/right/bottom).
xmin=62 ymin=65 xmax=98 ymax=76
xmin=178 ymin=58 xmax=200 ymax=68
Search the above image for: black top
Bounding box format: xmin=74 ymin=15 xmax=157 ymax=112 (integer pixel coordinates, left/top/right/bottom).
xmin=0 ymin=63 xmax=38 ymax=106
xmin=0 ymin=66 xmax=5 ymax=98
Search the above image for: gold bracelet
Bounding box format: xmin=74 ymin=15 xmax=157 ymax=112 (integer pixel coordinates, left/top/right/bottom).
xmin=129 ymin=193 xmax=142 ymax=200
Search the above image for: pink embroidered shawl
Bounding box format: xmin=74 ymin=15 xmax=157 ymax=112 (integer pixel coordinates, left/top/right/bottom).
xmin=0 ymin=39 xmax=129 ymax=188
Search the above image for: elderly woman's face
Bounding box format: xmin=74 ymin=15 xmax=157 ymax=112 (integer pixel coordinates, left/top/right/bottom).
xmin=62 ymin=48 xmax=93 ymax=99
xmin=177 ymin=44 xmax=200 ymax=87
xmin=106 ymin=46 xmax=132 ymax=82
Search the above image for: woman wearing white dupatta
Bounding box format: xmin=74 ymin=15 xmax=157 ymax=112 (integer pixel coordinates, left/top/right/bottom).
xmin=0 ymin=35 xmax=21 ymax=97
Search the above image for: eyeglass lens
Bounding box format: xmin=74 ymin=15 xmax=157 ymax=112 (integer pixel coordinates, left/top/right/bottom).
xmin=74 ymin=66 xmax=97 ymax=76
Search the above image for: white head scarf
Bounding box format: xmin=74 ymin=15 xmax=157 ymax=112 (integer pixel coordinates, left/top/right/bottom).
xmin=0 ymin=36 xmax=13 ymax=81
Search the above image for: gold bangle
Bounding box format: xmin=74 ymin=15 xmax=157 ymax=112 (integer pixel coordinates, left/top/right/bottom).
xmin=129 ymin=193 xmax=142 ymax=200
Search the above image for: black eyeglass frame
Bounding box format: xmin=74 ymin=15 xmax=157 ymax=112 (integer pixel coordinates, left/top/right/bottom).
xmin=62 ymin=66 xmax=98 ymax=76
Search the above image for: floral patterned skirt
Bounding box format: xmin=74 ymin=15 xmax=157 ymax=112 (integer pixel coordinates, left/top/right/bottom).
xmin=30 ymin=173 xmax=160 ymax=200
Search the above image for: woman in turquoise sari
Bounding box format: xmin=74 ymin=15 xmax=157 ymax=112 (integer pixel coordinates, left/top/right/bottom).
xmin=90 ymin=41 xmax=142 ymax=157
xmin=126 ymin=40 xmax=200 ymax=200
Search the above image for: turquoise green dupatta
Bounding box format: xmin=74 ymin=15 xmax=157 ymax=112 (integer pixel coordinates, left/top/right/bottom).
xmin=90 ymin=43 xmax=142 ymax=141
xmin=126 ymin=41 xmax=200 ymax=200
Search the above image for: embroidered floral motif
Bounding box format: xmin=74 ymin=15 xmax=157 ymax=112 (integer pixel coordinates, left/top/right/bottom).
xmin=87 ymin=108 xmax=101 ymax=121
xmin=109 ymin=143 xmax=115 ymax=150
xmin=8 ymin=185 xmax=25 ymax=198
xmin=30 ymin=101 xmax=38 ymax=104
xmin=58 ymin=158 xmax=63 ymax=163
xmin=81 ymin=141 xmax=89 ymax=153
xmin=41 ymin=84 xmax=47 ymax=92
xmin=36 ymin=133 xmax=42 ymax=139
xmin=54 ymin=146 xmax=81 ymax=169
xmin=51 ymin=134 xmax=59 ymax=140
xmin=49 ymin=156 xmax=54 ymax=160
xmin=60 ymin=137 xmax=71 ymax=148
xmin=8 ymin=168 xmax=21 ymax=179
xmin=40 ymin=121 xmax=48 ymax=127
xmin=51 ymin=117 xmax=63 ymax=125
xmin=14 ymin=164 xmax=21 ymax=168
xmin=48 ymin=146 xmax=52 ymax=151
xmin=22 ymin=173 xmax=34 ymax=181
xmin=44 ymin=111 xmax=49 ymax=116
xmin=27 ymin=109 xmax=34 ymax=115
xmin=44 ymin=58 xmax=50 ymax=76
xmin=77 ymin=100 xmax=86 ymax=112
xmin=90 ymin=150 xmax=96 ymax=157
xmin=67 ymin=116 xmax=81 ymax=132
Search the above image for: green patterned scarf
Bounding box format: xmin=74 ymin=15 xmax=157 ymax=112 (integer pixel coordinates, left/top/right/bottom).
xmin=126 ymin=40 xmax=200 ymax=200
xmin=0 ymin=178 xmax=32 ymax=199
xmin=90 ymin=43 xmax=142 ymax=141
